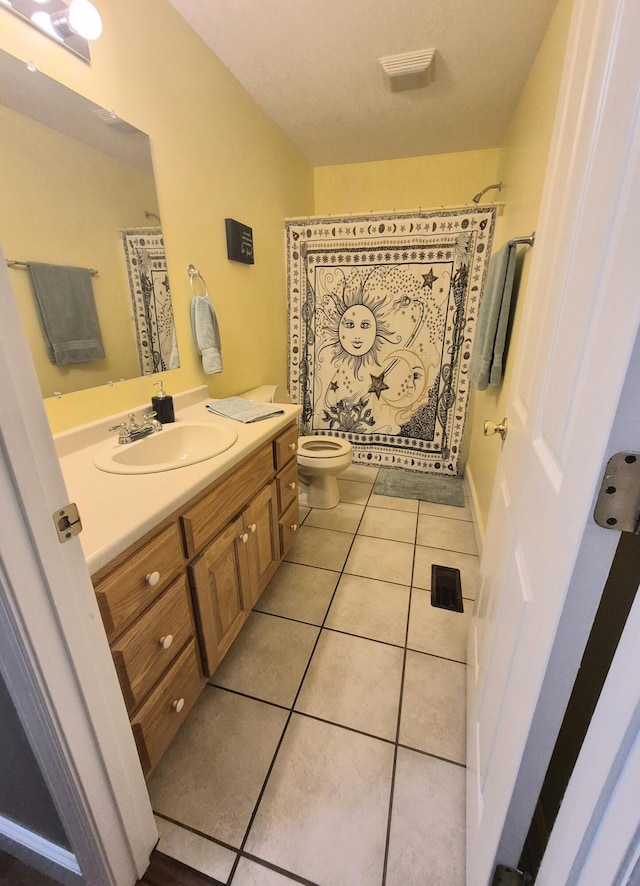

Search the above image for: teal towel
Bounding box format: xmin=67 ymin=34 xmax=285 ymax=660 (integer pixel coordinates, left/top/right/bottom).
xmin=469 ymin=243 xmax=517 ymax=390
xmin=191 ymin=294 xmax=222 ymax=374
xmin=27 ymin=262 xmax=105 ymax=366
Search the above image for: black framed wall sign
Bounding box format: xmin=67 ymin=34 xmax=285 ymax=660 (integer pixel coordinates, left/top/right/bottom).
xmin=225 ymin=218 xmax=254 ymax=264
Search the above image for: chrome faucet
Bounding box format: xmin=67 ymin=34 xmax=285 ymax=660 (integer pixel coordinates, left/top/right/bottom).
xmin=108 ymin=411 xmax=162 ymax=444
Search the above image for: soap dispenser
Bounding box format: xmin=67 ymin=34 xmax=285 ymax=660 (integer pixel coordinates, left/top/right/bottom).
xmin=151 ymin=381 xmax=175 ymax=424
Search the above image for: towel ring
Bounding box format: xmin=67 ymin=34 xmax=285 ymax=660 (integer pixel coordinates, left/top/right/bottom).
xmin=188 ymin=263 xmax=209 ymax=298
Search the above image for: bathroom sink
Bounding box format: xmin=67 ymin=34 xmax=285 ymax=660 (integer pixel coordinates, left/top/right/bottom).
xmin=93 ymin=421 xmax=238 ymax=474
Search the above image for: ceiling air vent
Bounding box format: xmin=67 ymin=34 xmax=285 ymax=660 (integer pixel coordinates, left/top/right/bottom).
xmin=91 ymin=108 xmax=142 ymax=135
xmin=379 ymin=48 xmax=436 ymax=92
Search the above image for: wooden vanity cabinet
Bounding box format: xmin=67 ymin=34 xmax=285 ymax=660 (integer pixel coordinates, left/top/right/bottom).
xmin=91 ymin=420 xmax=299 ymax=775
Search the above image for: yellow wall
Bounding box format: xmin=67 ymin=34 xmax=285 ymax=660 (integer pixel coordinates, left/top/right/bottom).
xmin=0 ymin=0 xmax=313 ymax=432
xmin=465 ymin=0 xmax=573 ymax=533
xmin=2 ymin=105 xmax=158 ymax=397
xmin=314 ymin=149 xmax=501 ymax=216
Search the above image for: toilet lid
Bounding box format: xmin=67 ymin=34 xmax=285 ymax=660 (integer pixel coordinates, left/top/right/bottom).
xmin=298 ymin=435 xmax=352 ymax=458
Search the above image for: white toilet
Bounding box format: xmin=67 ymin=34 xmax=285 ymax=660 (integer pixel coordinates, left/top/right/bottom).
xmin=240 ymin=385 xmax=353 ymax=509
xmin=297 ymin=434 xmax=352 ymax=509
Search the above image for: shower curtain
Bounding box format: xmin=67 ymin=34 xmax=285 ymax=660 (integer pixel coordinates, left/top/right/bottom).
xmin=286 ymin=208 xmax=496 ymax=476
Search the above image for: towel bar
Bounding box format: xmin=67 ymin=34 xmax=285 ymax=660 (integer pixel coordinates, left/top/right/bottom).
xmin=6 ymin=259 xmax=99 ymax=276
xmin=509 ymin=233 xmax=536 ymax=247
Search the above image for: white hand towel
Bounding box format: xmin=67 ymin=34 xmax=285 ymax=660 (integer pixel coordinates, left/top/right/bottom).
xmin=191 ymin=294 xmax=222 ymax=374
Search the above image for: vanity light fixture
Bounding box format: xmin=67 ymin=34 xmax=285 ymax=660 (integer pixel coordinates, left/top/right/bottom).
xmin=50 ymin=0 xmax=102 ymax=40
xmin=2 ymin=0 xmax=102 ymax=63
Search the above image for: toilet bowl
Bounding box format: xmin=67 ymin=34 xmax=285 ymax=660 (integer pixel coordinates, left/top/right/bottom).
xmin=297 ymin=435 xmax=352 ymax=509
xmin=239 ymin=386 xmax=353 ymax=509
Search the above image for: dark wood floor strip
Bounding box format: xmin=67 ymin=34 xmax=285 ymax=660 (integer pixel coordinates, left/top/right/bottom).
xmin=138 ymin=849 xmax=225 ymax=886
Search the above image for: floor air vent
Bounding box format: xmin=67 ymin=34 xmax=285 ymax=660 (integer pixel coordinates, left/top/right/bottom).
xmin=431 ymin=565 xmax=464 ymax=612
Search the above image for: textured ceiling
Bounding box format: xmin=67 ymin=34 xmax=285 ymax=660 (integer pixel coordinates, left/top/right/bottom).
xmin=168 ymin=0 xmax=560 ymax=167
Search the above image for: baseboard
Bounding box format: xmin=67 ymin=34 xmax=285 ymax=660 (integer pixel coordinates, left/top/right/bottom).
xmin=0 ymin=815 xmax=83 ymax=885
xmin=463 ymin=465 xmax=485 ymax=557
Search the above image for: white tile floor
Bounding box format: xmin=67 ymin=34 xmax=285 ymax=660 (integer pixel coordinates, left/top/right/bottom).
xmin=148 ymin=465 xmax=477 ymax=885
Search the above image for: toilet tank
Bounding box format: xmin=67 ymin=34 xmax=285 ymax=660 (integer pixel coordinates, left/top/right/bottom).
xmin=240 ymin=385 xmax=291 ymax=404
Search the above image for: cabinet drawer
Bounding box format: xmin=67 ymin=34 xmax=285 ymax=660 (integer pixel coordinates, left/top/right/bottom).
xmin=94 ymin=523 xmax=183 ymax=641
xmin=273 ymin=423 xmax=298 ymax=471
xmin=276 ymin=458 xmax=298 ymax=515
xmin=181 ymin=442 xmax=274 ymax=557
xmin=111 ymin=575 xmax=194 ymax=714
xmin=279 ymin=498 xmax=300 ymax=557
xmin=131 ymin=638 xmax=203 ymax=777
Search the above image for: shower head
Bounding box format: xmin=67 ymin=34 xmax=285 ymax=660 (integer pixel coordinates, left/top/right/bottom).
xmin=472 ymin=182 xmax=503 ymax=203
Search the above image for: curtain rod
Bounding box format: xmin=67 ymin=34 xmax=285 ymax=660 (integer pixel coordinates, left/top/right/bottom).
xmin=6 ymin=259 xmax=99 ymax=276
xmin=284 ymin=202 xmax=506 ymax=222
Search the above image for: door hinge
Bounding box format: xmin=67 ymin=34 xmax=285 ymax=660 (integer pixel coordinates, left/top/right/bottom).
xmin=491 ymin=865 xmax=533 ymax=886
xmin=594 ymin=452 xmax=640 ymax=534
xmin=53 ymin=503 xmax=82 ymax=543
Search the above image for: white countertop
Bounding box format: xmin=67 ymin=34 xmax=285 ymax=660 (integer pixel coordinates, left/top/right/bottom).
xmin=56 ymin=387 xmax=301 ymax=575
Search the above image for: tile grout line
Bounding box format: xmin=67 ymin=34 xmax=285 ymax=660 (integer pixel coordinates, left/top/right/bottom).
xmin=207 ymin=678 xmax=467 ymax=762
xmin=153 ymin=811 xmax=238 ymax=854
xmin=225 ymin=496 xmax=370 ymax=886
xmin=381 ymin=503 xmax=420 ymax=886
xmin=240 ymin=852 xmax=318 ymax=885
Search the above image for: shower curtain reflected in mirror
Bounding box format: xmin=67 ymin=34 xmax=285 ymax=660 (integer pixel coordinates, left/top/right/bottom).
xmin=121 ymin=228 xmax=179 ymax=375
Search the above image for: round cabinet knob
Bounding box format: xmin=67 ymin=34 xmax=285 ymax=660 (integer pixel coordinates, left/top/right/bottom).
xmin=145 ymin=571 xmax=160 ymax=587
xmin=290 ymin=522 xmax=298 ymax=532
xmin=159 ymin=634 xmax=173 ymax=650
xmin=289 ymin=442 xmax=296 ymax=451
xmin=249 ymin=523 xmax=257 ymax=533
xmin=240 ymin=532 xmax=249 ymax=544
xmin=172 ymin=698 xmax=184 ymax=714
xmin=288 ymin=481 xmax=297 ymax=490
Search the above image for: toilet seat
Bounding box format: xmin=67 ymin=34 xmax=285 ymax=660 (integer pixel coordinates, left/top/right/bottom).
xmin=298 ymin=435 xmax=352 ymax=457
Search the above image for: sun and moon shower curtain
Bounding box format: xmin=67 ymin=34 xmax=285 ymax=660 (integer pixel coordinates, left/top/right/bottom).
xmin=286 ymin=207 xmax=496 ymax=476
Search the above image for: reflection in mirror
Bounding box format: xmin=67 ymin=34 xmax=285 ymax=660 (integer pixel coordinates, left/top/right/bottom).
xmin=0 ymin=49 xmax=179 ymax=398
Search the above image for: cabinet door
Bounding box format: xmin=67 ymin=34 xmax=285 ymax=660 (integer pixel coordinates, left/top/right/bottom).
xmin=189 ymin=515 xmax=248 ymax=678
xmin=244 ymin=481 xmax=279 ymax=609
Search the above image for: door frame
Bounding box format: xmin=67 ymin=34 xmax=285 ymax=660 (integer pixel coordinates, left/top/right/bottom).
xmin=537 ymin=535 xmax=640 ymax=884
xmin=0 ymin=245 xmax=156 ymax=885
xmin=1 ymin=0 xmax=639 ymax=882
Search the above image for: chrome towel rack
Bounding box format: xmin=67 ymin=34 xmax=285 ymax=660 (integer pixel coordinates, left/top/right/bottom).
xmin=509 ymin=232 xmax=536 ymax=247
xmin=6 ymin=259 xmax=100 ymax=276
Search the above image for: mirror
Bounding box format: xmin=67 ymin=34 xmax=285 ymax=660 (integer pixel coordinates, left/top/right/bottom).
xmin=0 ymin=48 xmax=179 ymax=398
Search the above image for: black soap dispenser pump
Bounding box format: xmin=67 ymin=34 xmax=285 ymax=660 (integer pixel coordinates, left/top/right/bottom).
xmin=152 ymin=381 xmax=175 ymax=424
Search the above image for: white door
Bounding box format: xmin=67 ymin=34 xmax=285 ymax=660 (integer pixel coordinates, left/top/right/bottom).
xmin=0 ymin=240 xmax=157 ymax=882
xmin=466 ymin=0 xmax=640 ymax=883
